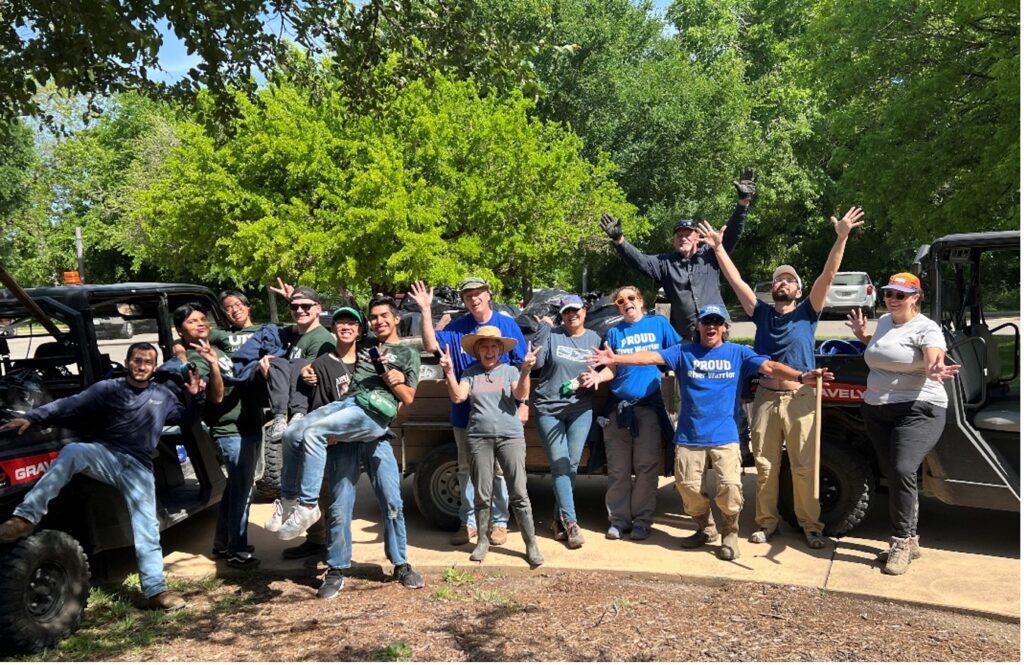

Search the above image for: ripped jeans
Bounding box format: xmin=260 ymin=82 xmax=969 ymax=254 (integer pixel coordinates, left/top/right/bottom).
xmin=324 ymin=438 xmax=408 ymax=570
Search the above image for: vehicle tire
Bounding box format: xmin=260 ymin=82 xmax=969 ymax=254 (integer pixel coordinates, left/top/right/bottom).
xmin=412 ymin=442 xmax=461 ymax=531
xmin=778 ymin=438 xmax=874 ymax=537
xmin=254 ymin=437 xmax=283 ymax=502
xmin=0 ymin=530 xmax=90 ymax=655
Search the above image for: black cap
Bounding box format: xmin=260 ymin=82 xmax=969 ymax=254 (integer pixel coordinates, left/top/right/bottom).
xmin=289 ymin=286 xmax=321 ymax=304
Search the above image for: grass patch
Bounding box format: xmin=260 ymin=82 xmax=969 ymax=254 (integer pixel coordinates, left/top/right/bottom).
xmin=212 ymin=590 xmax=257 ymax=611
xmin=372 ymin=640 xmax=413 ymax=661
xmin=472 ymin=589 xmax=523 ymax=610
xmin=429 ymin=586 xmax=457 ymax=602
xmin=442 ymin=566 xmax=475 ymax=586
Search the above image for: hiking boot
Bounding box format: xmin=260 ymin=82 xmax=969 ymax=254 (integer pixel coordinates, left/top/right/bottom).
xmin=145 ymin=591 xmax=187 ymax=611
xmin=883 ymin=536 xmax=914 ymax=575
xmin=805 ymin=530 xmax=828 ymax=550
xmin=317 ymin=568 xmax=345 ymax=599
xmin=680 ymin=510 xmax=718 ymax=549
xmin=266 ymin=414 xmax=288 ymax=442
xmin=629 ymin=524 xmax=651 ymax=541
xmin=0 ymin=516 xmax=35 ymax=543
xmin=277 ymin=503 xmax=321 ymax=541
xmin=450 ymin=526 xmax=477 ymax=546
xmin=717 ymin=513 xmax=740 ymax=561
xmin=565 ymin=521 xmax=585 ymax=549
xmin=748 ymin=525 xmax=778 ymax=544
xmin=264 ymin=497 xmax=297 ymax=533
xmin=552 ymin=519 xmax=567 ymax=541
xmin=394 ymin=563 xmax=425 ymax=589
xmin=605 ymin=525 xmax=625 ymax=540
xmin=225 ymin=551 xmax=260 ymax=569
xmin=488 ymin=525 xmax=508 ymax=546
xmin=282 ymin=539 xmax=327 ymax=560
xmin=876 ymin=535 xmax=921 ymax=562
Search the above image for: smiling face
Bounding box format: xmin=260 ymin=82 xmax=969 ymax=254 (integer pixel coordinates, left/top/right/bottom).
xmin=177 ymin=309 xmax=210 ymax=344
xmin=332 ymin=315 xmax=361 ymax=346
xmin=126 ymin=348 xmax=158 ymax=384
xmin=368 ymin=304 xmax=399 ymax=342
xmin=289 ymin=298 xmax=322 ymax=329
xmin=613 ymin=288 xmax=644 ymax=323
xmin=461 ymin=287 xmax=492 ymax=321
xmin=561 ymin=306 xmax=586 ymax=333
xmin=672 ymin=227 xmax=699 ymax=258
xmin=883 ymin=288 xmax=921 ymax=316
xmin=473 ymin=338 xmax=504 ymax=369
xmin=697 ymin=316 xmax=728 ymax=348
xmin=221 ymin=295 xmax=251 ymax=328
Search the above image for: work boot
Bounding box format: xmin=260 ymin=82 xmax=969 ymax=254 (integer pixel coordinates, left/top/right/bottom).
xmin=679 ymin=510 xmax=718 ymax=549
xmin=876 ymin=534 xmax=921 ymax=562
xmin=145 ymin=591 xmax=187 ymax=611
xmin=470 ymin=508 xmax=491 ymax=562
xmin=565 ymin=520 xmax=585 ymax=549
xmin=883 ymin=536 xmax=914 ymax=575
xmin=515 ymin=506 xmax=544 ymax=567
xmin=552 ymin=518 xmax=567 ymax=541
xmin=488 ymin=525 xmax=508 ymax=546
xmin=0 ymin=515 xmax=35 ymax=543
xmin=450 ymin=525 xmax=477 ymax=546
xmin=717 ymin=513 xmax=740 ymax=561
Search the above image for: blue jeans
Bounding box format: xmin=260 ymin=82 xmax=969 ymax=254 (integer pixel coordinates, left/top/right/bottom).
xmin=536 ymin=409 xmax=592 ymax=524
xmin=213 ymin=433 xmax=261 ymax=554
xmin=324 ymin=439 xmax=408 ymax=570
xmin=282 ymin=396 xmax=389 ymax=504
xmin=15 ymin=442 xmax=167 ymax=598
xmin=454 ymin=427 xmax=509 ymax=529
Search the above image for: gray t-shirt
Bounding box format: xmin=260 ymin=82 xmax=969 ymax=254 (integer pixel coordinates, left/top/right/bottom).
xmin=863 ymin=313 xmax=949 ymax=407
xmin=462 ymin=362 xmax=523 ymax=438
xmin=532 ymin=324 xmax=602 ymax=416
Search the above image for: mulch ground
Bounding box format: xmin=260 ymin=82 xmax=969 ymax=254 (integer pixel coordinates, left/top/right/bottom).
xmin=102 ymin=569 xmax=1020 ymax=661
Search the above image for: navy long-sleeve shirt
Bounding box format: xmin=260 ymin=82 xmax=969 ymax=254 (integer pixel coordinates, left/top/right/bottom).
xmin=615 ymin=202 xmax=747 ymax=339
xmin=25 ymin=379 xmax=189 ymax=468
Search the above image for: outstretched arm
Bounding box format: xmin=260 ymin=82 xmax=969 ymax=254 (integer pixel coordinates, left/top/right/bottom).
xmin=808 ymin=207 xmax=865 ymax=312
xmin=408 ymin=280 xmax=439 ymax=353
xmin=759 ymin=361 xmax=834 ymax=384
xmin=602 ymin=212 xmax=666 ymax=282
xmin=699 ymin=221 xmax=757 ymax=317
xmin=586 ymin=343 xmax=666 ymax=368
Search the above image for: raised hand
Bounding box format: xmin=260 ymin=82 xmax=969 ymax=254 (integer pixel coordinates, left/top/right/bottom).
xmin=185 ymin=368 xmax=206 ymax=395
xmin=733 ymin=167 xmax=757 ymax=200
xmin=600 ymin=212 xmax=623 ymax=242
xmin=586 ymin=342 xmax=617 ymax=366
xmin=521 ymin=341 xmax=542 ymax=372
xmin=579 ymin=367 xmax=602 ymax=389
xmin=846 ymin=308 xmax=868 ymax=341
xmin=189 ymin=338 xmax=217 ymax=366
xmin=832 ymin=206 xmax=865 ymax=238
xmin=696 ymin=221 xmax=727 ymax=250
xmin=533 ymin=314 xmax=555 ymax=327
xmin=268 ymin=277 xmax=294 ymax=300
xmin=438 ymin=344 xmax=454 ymax=374
xmin=927 ymin=360 xmax=961 ymax=383
xmin=408 ymin=280 xmax=434 ymax=313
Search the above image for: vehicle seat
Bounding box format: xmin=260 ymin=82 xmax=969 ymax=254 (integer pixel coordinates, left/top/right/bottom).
xmin=973 ymin=400 xmax=1020 ymax=433
xmin=966 ymin=324 xmax=1001 ymax=388
xmin=949 ymin=330 xmax=1019 ymax=433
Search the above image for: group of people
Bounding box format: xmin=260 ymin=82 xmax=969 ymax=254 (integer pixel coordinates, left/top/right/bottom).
xmin=0 ymin=169 xmax=963 ymax=612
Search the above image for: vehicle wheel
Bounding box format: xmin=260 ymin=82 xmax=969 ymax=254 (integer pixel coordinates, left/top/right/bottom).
xmin=254 ymin=437 xmax=282 ymax=502
xmin=778 ymin=438 xmax=874 ymax=537
xmin=412 ymin=442 xmax=461 ymax=531
xmin=0 ymin=530 xmax=90 ymax=655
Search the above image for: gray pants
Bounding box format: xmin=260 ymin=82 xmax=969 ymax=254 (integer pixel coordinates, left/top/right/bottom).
xmin=603 ymin=406 xmax=662 ymax=529
xmin=467 ymin=436 xmax=532 ymax=523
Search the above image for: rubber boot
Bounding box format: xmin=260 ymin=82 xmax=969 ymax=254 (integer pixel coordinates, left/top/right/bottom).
xmin=717 ymin=512 xmax=740 ymax=561
xmin=515 ymin=506 xmax=544 ymax=567
xmin=679 ymin=510 xmax=719 ymax=549
xmin=470 ymin=507 xmax=490 ymax=562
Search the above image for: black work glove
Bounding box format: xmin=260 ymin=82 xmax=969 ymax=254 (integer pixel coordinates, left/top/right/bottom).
xmin=733 ymin=167 xmax=756 ymax=200
xmin=600 ymin=212 xmax=623 ymax=242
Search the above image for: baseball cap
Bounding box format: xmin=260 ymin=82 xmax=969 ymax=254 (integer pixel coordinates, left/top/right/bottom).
xmin=886 ymin=272 xmax=922 ymax=293
xmin=558 ymin=294 xmax=585 ymax=313
xmin=697 ymin=304 xmax=730 ymax=323
xmin=772 ymin=265 xmax=802 ymax=290
xmin=332 ymin=306 xmax=363 ymax=323
xmin=673 ymin=219 xmax=697 ymax=233
xmin=458 ymin=277 xmax=490 ymax=293
xmin=289 ymin=286 xmax=321 ymax=304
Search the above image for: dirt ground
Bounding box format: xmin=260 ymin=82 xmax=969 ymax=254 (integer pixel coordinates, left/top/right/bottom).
xmin=82 ymin=568 xmax=1019 ymax=662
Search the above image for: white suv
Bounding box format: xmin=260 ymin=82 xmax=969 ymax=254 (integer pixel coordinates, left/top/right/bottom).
xmin=824 ymin=271 xmax=877 ymax=318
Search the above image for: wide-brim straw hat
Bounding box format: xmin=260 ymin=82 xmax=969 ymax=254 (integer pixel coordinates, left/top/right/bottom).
xmin=460 ymin=325 xmax=517 ymax=357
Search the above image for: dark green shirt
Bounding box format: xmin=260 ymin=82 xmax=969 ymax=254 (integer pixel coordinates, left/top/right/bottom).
xmin=209 ymin=325 xmax=262 ymax=354
xmin=188 ymin=346 xmax=262 ymax=437
xmin=349 ymin=343 xmax=421 ymax=416
xmin=285 ymin=325 xmax=335 ymax=360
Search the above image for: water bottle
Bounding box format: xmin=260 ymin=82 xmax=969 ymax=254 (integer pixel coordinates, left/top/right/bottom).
xmin=175 ymin=444 xmax=188 ymax=464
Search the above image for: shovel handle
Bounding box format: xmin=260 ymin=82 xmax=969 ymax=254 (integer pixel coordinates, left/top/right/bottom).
xmin=814 ymin=373 xmax=823 ymax=499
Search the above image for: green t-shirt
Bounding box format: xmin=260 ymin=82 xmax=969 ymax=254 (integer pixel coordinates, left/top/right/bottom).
xmin=209 ymin=325 xmax=262 ymax=354
xmin=188 ymin=346 xmax=262 ymax=438
xmin=349 ymin=343 xmax=421 ymax=417
xmin=286 ymin=325 xmax=335 ymax=360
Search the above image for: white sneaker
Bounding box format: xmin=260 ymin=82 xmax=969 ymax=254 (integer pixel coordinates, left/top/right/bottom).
xmin=264 ymin=498 xmax=297 ymax=533
xmin=277 ymin=503 xmax=322 ymax=541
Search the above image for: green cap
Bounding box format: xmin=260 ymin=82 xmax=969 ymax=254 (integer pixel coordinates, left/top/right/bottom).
xmin=332 ymin=306 xmax=363 ymax=323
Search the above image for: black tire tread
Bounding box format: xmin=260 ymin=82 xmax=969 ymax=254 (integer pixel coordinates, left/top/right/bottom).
xmin=778 ymin=438 xmax=873 ymax=537
xmin=254 ymin=437 xmax=283 ymax=503
xmin=412 ymin=443 xmax=461 ymax=532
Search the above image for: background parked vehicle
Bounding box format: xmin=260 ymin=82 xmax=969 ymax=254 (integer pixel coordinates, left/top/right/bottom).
xmin=822 ymin=271 xmax=876 ymax=318
xmin=753 ymin=281 xmax=773 ymax=306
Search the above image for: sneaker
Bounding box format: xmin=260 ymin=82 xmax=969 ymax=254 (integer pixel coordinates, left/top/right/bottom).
xmin=805 ymin=530 xmax=828 ymax=549
xmin=606 ymin=525 xmax=624 ymax=540
xmin=488 ymin=526 xmax=508 ymax=546
xmin=552 ymin=519 xmax=567 ymax=541
xmin=225 ymin=551 xmax=260 ymax=569
xmin=264 ymin=497 xmax=297 ymax=532
xmin=629 ymin=524 xmax=651 ymax=541
xmin=282 ymin=540 xmax=327 ymax=560
xmin=0 ymin=515 xmax=35 ymax=543
xmin=277 ymin=503 xmax=322 ymax=541
xmin=289 ymin=412 xmax=305 ymax=425
xmin=212 ymin=544 xmax=255 ymax=560
xmin=450 ymin=526 xmax=477 ymax=546
xmin=145 ymin=591 xmax=187 ymax=611
xmin=266 ymin=414 xmax=288 ymax=442
xmin=883 ymin=536 xmax=914 ymax=575
xmin=565 ymin=521 xmax=585 ymax=549
xmin=317 ymin=568 xmax=345 ymax=599
xmin=394 ymin=563 xmax=425 ymax=589
xmin=749 ymin=525 xmax=779 ymax=544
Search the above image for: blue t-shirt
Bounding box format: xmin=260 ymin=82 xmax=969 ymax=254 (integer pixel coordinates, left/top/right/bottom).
xmin=658 ymin=342 xmax=769 ymax=447
xmin=752 ymin=300 xmax=819 ymax=373
xmin=438 ymin=310 xmax=527 ymax=428
xmin=606 ymin=314 xmax=681 ymax=400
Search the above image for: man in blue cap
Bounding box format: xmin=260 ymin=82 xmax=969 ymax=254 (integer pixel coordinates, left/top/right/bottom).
xmin=599 ymin=169 xmax=756 ymax=339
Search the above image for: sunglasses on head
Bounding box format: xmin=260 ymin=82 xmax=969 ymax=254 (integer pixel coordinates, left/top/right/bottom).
xmin=883 ymin=290 xmax=913 ymax=301
xmin=615 ymin=294 xmax=640 ymax=306
xmin=290 ymin=302 xmax=316 ymax=312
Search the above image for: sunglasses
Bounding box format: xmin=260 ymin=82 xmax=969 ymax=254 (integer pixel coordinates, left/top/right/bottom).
xmin=701 ymin=316 xmax=726 ymax=326
xmin=883 ymin=290 xmax=914 ymax=301
xmin=290 ymin=302 xmax=317 ymax=312
xmin=615 ymin=294 xmax=640 ymax=306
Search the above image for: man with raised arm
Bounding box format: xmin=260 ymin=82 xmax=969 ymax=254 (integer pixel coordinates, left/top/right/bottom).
xmin=696 ymin=206 xmax=864 ymax=549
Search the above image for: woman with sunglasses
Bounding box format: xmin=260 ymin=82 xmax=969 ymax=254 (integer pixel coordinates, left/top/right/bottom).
xmin=847 ymin=273 xmax=960 ymax=575
xmin=583 ymin=286 xmax=680 ymax=540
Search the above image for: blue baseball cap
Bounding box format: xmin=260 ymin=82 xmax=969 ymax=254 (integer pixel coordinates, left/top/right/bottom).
xmin=558 ymin=294 xmax=585 ymax=313
xmin=697 ymin=304 xmax=730 ymax=323
xmin=673 ymin=219 xmax=697 ymax=233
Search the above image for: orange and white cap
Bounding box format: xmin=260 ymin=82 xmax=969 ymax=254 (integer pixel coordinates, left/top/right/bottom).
xmin=886 ymin=272 xmax=921 ymax=293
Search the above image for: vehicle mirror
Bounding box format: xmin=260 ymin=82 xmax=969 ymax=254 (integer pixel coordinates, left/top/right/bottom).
xmin=910 ymin=244 xmax=930 ymax=276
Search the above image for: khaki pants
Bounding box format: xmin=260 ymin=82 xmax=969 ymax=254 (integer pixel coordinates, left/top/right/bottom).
xmin=674 ymin=443 xmax=743 ymax=517
xmin=603 ymin=408 xmax=663 ymax=529
xmin=750 ymin=386 xmax=824 ymax=532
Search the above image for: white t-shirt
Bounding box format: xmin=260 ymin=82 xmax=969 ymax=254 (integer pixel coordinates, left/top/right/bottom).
xmin=863 ymin=313 xmax=949 ymax=407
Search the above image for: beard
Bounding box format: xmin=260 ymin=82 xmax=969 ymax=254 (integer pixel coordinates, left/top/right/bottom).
xmin=772 ymin=290 xmax=796 ymax=303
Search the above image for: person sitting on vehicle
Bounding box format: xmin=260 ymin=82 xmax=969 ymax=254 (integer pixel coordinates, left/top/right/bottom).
xmin=847 ymin=273 xmax=960 ymax=576
xmin=697 ymin=206 xmax=865 ymax=550
xmin=589 ymin=305 xmax=832 ymax=561
xmin=211 ymin=289 xmax=262 ymax=352
xmin=408 ymin=278 xmax=524 ymax=548
xmin=440 ymin=326 xmax=544 ymax=566
xmin=0 ymin=342 xmax=210 ymax=610
xmin=530 ymin=294 xmax=602 ymax=549
xmin=174 ymin=303 xmax=263 ymax=569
